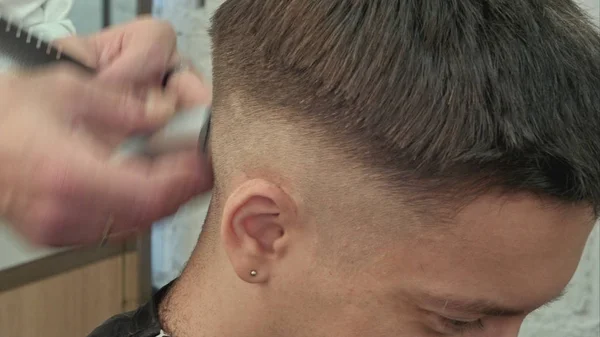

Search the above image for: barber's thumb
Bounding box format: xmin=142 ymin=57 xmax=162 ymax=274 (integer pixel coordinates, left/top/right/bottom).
xmin=87 ymin=86 xmax=176 ymax=133
xmin=143 ymin=87 xmax=177 ymax=127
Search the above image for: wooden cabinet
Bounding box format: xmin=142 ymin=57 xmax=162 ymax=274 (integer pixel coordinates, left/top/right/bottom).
xmin=0 ymin=238 xmax=151 ymax=337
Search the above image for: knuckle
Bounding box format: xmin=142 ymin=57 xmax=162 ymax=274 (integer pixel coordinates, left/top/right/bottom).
xmin=126 ymin=202 xmax=146 ymax=225
xmin=26 ymin=202 xmax=68 ymax=245
xmin=127 ymin=192 xmax=161 ymax=225
xmin=114 ymin=92 xmax=145 ymax=131
xmin=158 ymin=179 xmax=190 ymax=213
xmin=149 ymin=183 xmax=177 ymax=217
xmin=154 ymin=180 xmax=174 ymax=202
xmin=151 ymin=188 xmax=171 ymax=216
xmin=135 ymin=16 xmax=176 ymax=41
xmin=154 ymin=19 xmax=177 ymax=40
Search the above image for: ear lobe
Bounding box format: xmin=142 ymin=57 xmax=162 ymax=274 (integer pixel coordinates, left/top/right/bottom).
xmin=221 ymin=179 xmax=296 ymax=283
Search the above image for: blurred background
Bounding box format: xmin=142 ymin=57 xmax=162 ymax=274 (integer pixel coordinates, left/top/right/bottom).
xmin=0 ymin=1 xmax=598 ymax=337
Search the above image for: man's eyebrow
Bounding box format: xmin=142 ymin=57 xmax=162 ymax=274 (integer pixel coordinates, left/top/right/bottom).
xmin=419 ymin=290 xmax=567 ymax=317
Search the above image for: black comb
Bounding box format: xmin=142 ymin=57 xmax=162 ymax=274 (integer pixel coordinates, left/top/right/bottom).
xmin=0 ymin=15 xmax=93 ymax=72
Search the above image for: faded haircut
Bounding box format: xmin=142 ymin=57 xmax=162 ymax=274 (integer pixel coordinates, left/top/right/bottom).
xmin=210 ymin=0 xmax=600 ymax=212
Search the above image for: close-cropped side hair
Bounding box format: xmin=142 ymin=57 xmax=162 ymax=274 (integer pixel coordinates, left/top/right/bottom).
xmin=210 ymin=0 xmax=600 ymax=212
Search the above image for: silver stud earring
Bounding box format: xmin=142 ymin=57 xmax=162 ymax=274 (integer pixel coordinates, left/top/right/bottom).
xmin=250 ymin=270 xmax=258 ymax=277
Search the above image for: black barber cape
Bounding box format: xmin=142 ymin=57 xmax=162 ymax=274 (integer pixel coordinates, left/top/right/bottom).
xmin=87 ymin=282 xmax=173 ymax=337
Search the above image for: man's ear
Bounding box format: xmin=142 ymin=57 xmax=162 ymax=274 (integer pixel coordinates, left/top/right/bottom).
xmin=221 ymin=179 xmax=297 ymax=283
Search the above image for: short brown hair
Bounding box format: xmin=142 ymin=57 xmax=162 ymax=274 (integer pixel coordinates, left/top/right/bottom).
xmin=210 ymin=0 xmax=600 ymax=211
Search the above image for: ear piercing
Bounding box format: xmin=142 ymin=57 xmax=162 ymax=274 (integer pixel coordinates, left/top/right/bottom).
xmin=250 ymin=270 xmax=258 ymax=277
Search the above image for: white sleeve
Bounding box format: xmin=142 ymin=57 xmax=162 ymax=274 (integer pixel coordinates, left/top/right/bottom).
xmin=0 ymin=0 xmax=75 ymax=40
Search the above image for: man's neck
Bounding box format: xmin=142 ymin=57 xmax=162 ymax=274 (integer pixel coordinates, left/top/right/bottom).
xmin=157 ymin=228 xmax=274 ymax=337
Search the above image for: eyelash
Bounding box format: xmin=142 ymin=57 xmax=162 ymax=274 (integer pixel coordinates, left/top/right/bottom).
xmin=442 ymin=318 xmax=485 ymax=334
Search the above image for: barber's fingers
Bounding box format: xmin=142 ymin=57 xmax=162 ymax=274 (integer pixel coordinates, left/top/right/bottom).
xmin=97 ymin=18 xmax=177 ymax=86
xmin=53 ymin=36 xmax=98 ymax=68
xmin=68 ymin=76 xmax=176 ymax=132
xmin=165 ymin=66 xmax=213 ymax=109
xmin=94 ymin=151 xmax=214 ymax=244
xmin=29 ymin=65 xmax=176 ymax=132
xmin=77 ymin=84 xmax=177 ymax=135
xmin=50 ymin=148 xmax=212 ymax=218
xmin=21 ymin=148 xmax=212 ymax=246
xmin=11 ymin=194 xmax=156 ymax=247
xmin=12 ymin=197 xmax=112 ymax=246
xmin=7 ymin=123 xmax=211 ymax=246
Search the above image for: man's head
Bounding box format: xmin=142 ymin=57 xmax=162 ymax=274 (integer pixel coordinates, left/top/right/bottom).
xmin=166 ymin=1 xmax=600 ymax=336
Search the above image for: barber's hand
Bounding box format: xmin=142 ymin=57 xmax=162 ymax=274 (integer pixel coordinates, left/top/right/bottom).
xmin=0 ymin=65 xmax=211 ymax=246
xmin=57 ymin=16 xmax=212 ymax=108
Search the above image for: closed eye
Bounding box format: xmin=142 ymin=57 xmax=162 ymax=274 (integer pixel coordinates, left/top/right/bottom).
xmin=439 ymin=316 xmax=485 ymax=334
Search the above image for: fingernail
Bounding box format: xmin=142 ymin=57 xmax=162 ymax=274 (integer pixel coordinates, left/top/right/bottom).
xmin=145 ymin=89 xmax=176 ymax=124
